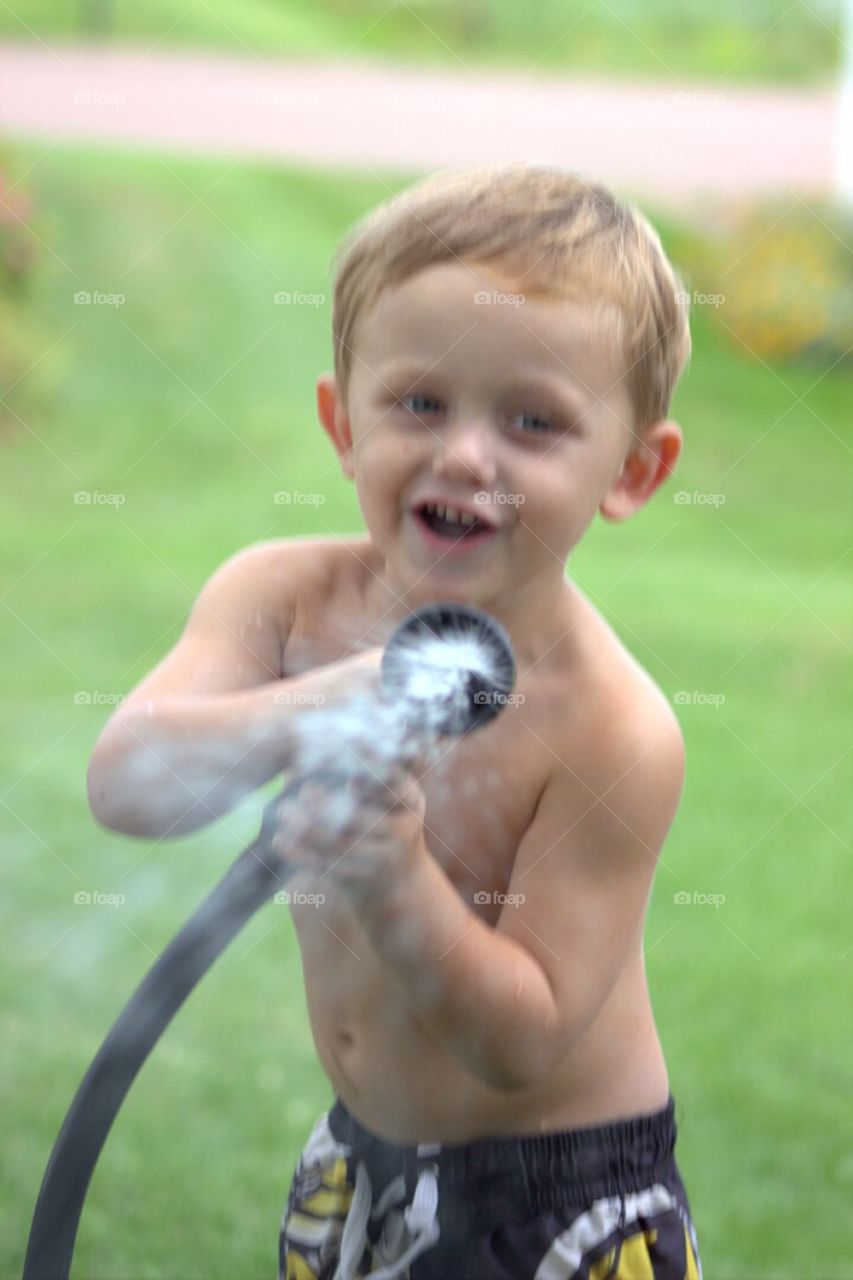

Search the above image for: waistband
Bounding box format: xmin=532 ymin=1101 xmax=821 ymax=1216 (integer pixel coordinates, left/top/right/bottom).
xmin=328 ymin=1094 xmax=678 ymax=1208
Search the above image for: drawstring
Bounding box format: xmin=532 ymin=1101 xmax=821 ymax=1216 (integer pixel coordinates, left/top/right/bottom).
xmin=604 ymin=1193 xmax=627 ymax=1278
xmin=333 ymin=1159 xmax=440 ymax=1280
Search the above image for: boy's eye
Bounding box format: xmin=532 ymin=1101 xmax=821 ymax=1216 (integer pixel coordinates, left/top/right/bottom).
xmin=398 ymin=393 xmax=442 ymax=414
xmin=395 ymin=396 xmax=561 ymax=434
xmin=511 ymin=410 xmax=554 ymax=434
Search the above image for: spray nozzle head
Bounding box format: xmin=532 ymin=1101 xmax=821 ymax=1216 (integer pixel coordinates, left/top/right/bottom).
xmin=380 ymin=603 xmax=516 ymax=739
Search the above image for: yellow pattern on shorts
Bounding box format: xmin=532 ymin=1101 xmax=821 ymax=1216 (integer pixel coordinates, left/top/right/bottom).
xmin=583 ymin=1219 xmax=701 ymax=1280
xmin=532 ymin=1184 xmax=703 ymax=1280
xmin=281 ymin=1114 xmax=361 ymax=1280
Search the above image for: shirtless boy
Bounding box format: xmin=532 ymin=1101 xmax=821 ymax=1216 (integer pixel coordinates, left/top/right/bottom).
xmin=88 ymin=164 xmax=704 ymax=1279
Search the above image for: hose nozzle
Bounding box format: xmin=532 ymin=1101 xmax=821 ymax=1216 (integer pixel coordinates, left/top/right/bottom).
xmin=380 ymin=602 xmax=516 ymax=739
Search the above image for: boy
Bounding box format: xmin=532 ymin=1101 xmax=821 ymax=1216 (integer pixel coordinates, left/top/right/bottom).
xmin=88 ymin=163 xmax=703 ymax=1279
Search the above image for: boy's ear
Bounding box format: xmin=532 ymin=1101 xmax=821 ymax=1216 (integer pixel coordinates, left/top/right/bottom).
xmin=316 ymin=373 xmax=355 ymax=479
xmin=599 ymin=420 xmax=683 ymax=523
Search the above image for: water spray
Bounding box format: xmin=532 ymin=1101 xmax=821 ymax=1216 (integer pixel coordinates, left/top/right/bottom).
xmin=22 ymin=602 xmax=515 ymax=1280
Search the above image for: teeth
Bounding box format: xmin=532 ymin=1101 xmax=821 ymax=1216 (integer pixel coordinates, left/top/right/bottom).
xmin=423 ymin=502 xmax=478 ymax=527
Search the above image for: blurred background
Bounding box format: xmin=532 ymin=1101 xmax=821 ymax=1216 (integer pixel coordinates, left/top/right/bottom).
xmin=1 ymin=3 xmax=851 ymax=1278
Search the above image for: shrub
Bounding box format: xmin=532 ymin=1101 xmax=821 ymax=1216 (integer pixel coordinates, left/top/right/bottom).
xmin=695 ymin=199 xmax=853 ymax=368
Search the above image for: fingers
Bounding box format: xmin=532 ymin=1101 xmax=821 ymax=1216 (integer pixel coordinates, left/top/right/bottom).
xmin=344 ymin=766 xmax=424 ymax=816
xmin=269 ymin=765 xmax=424 ymax=855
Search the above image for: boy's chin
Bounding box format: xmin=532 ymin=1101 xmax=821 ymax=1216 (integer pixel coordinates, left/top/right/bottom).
xmin=384 ymin=558 xmax=493 ymax=609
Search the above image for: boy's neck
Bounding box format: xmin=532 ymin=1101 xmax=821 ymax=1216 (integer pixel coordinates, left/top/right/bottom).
xmin=363 ymin=555 xmax=587 ymax=674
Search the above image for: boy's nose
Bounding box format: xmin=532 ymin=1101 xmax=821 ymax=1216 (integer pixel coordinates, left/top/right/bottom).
xmin=431 ymin=418 xmax=498 ymax=488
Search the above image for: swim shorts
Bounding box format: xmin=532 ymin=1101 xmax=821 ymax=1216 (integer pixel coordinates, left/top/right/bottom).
xmin=278 ymin=1092 xmax=703 ymax=1279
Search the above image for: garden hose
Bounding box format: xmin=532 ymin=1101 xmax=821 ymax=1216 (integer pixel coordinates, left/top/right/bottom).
xmin=23 ymin=602 xmax=515 ymax=1280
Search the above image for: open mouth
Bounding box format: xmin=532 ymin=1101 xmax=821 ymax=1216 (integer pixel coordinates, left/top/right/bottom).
xmin=414 ymin=502 xmax=495 ymax=541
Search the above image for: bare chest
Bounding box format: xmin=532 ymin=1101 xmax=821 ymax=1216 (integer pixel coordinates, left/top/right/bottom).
xmin=289 ymin=705 xmax=545 ymax=944
xmin=409 ymin=724 xmax=540 ymax=912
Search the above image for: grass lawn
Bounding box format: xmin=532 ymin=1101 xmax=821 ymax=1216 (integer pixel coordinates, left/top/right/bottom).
xmin=1 ymin=142 xmax=851 ymax=1279
xmin=0 ymin=0 xmax=842 ymax=85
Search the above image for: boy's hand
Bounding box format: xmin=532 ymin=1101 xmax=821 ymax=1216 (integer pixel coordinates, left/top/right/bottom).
xmin=288 ymin=645 xmax=384 ymax=711
xmin=269 ymin=761 xmax=428 ymax=906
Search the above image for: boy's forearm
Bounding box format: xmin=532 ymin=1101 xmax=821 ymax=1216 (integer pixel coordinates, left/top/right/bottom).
xmin=88 ymin=677 xmax=325 ymax=838
xmin=354 ymin=848 xmax=559 ymax=1091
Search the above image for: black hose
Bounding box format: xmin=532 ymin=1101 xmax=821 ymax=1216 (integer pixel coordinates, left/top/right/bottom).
xmin=22 ymin=809 xmax=296 ymax=1280
xmin=23 ymin=602 xmax=515 ymax=1280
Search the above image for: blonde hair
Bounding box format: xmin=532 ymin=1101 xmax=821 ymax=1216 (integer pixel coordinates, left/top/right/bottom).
xmin=329 ymin=163 xmax=691 ymax=435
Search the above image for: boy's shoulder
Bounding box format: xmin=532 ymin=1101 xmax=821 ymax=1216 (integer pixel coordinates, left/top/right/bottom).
xmin=219 ymin=533 xmax=373 ymax=600
xmin=219 ymin=540 xmax=683 ymax=759
xmin=114 ymin=536 xmax=374 ymax=718
xmin=556 ymin=584 xmax=685 ymax=784
xmin=215 ymin=534 xmax=376 ymax=649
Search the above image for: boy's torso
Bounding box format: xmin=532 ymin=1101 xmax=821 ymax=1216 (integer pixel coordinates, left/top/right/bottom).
xmin=275 ymin=535 xmax=672 ymax=1144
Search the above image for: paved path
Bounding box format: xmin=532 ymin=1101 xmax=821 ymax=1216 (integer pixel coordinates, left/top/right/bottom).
xmin=0 ymin=40 xmax=839 ymax=211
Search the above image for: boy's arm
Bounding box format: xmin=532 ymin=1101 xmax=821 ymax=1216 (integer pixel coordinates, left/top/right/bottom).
xmin=354 ymin=694 xmax=685 ymax=1091
xmin=87 ymin=541 xmax=379 ymax=839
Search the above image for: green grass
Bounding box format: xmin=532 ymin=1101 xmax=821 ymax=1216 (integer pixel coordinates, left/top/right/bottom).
xmin=1 ymin=142 xmax=851 ymax=1279
xmin=0 ymin=0 xmax=842 ymax=85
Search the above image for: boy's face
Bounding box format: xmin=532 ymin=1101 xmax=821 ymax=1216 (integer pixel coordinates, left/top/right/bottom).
xmin=318 ymin=260 xmax=680 ymax=614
